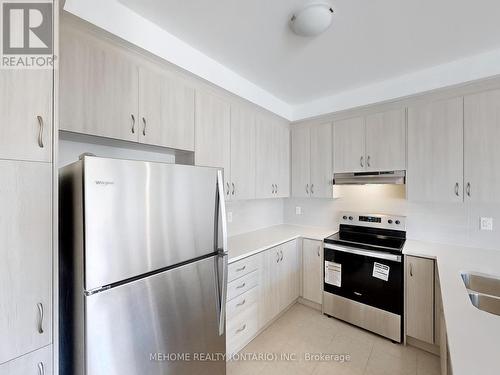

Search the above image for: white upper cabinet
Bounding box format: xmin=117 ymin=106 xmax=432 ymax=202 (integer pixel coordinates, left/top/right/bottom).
xmin=230 ymin=105 xmax=256 ymax=200
xmin=0 ymin=161 xmax=52 ymax=364
xmin=255 ymin=114 xmax=290 ymax=199
xmin=291 ymin=123 xmax=333 ymax=198
xmin=291 ymin=126 xmax=311 ymax=198
xmin=139 ymin=66 xmax=195 ymax=151
xmin=310 ymin=123 xmax=333 ymax=198
xmin=333 ymin=116 xmax=365 ymax=173
xmin=0 ymin=70 xmax=52 ymax=162
xmin=60 ymin=29 xmax=139 ymax=142
xmin=407 ymin=97 xmax=464 ymax=202
xmin=464 ymin=89 xmax=500 ymax=203
xmin=195 ymin=89 xmax=231 ymax=192
xmin=365 ymin=109 xmax=406 ymax=171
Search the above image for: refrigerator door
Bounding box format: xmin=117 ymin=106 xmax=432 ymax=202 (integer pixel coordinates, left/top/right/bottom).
xmin=85 ymin=255 xmax=226 ymax=375
xmin=83 ymin=157 xmax=220 ymax=291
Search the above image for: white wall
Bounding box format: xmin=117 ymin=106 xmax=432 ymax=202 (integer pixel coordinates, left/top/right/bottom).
xmin=284 ymin=185 xmax=500 ymax=251
xmin=226 ymin=199 xmax=284 ymax=237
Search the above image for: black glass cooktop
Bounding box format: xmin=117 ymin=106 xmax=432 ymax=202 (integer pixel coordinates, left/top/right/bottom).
xmin=325 ymin=224 xmax=406 ymax=253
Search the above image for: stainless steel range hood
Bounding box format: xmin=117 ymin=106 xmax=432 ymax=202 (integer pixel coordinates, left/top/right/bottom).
xmin=333 ymin=170 xmax=405 ymax=185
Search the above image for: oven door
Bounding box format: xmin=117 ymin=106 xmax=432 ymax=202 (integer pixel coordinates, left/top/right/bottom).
xmin=323 ymin=243 xmax=403 ymax=315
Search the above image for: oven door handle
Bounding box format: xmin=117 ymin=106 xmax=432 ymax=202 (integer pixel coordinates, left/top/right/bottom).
xmin=324 ymin=243 xmax=402 ymax=262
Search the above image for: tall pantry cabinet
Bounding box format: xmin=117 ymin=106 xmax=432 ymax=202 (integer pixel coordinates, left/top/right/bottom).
xmin=0 ymin=1 xmax=56 ymax=374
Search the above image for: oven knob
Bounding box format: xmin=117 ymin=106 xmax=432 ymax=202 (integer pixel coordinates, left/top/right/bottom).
xmin=343 ymin=215 xmax=347 ymax=220
xmin=348 ymin=216 xmax=353 ymax=220
xmin=395 ymin=220 xmax=401 ymax=225
xmin=388 ymin=219 xmax=393 ymax=224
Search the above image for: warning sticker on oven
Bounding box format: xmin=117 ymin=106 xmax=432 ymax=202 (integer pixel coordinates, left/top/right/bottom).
xmin=325 ymin=261 xmax=342 ymax=287
xmin=372 ymin=262 xmax=390 ymax=281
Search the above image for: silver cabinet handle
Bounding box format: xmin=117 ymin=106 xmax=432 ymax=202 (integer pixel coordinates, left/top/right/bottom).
xmin=306 ymin=184 xmax=309 ymax=194
xmin=236 ymin=299 xmax=246 ymax=307
xmin=131 ymin=114 xmax=136 ymax=134
xmin=317 ymin=246 xmax=320 ymax=257
xmin=466 ymin=182 xmax=471 ymax=197
xmin=236 ymin=282 xmax=246 ymax=289
xmin=142 ymin=117 xmax=147 ymax=136
xmin=271 ymin=184 xmax=274 ymax=194
xmin=36 ymin=116 xmax=44 ymax=148
xmin=276 ymin=250 xmax=280 ymax=263
xmin=280 ymin=250 xmax=283 ymax=262
xmin=409 ymin=263 xmax=413 ymax=277
xmin=236 ymin=265 xmax=246 ymax=272
xmin=367 ymin=156 xmax=371 ymax=167
xmin=37 ymin=303 xmax=44 ymax=334
xmin=38 ymin=362 xmax=44 ymax=375
xmin=360 ymin=156 xmax=364 ymax=168
xmin=231 ymin=182 xmax=235 ymax=196
xmin=455 ymin=182 xmax=459 ymax=197
xmin=276 ymin=184 xmax=278 ymax=194
xmin=226 ymin=182 xmax=230 ymax=196
xmin=236 ymin=324 xmax=247 ymax=334
xmin=311 ymin=184 xmax=314 ymax=195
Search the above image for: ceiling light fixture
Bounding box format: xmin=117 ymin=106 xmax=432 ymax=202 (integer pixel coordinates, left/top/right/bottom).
xmin=290 ymin=2 xmax=334 ymax=37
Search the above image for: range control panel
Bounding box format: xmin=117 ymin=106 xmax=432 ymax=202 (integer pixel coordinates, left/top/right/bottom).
xmin=340 ymin=212 xmax=406 ymax=230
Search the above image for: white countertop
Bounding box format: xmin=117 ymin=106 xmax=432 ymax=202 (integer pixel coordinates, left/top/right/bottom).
xmin=227 ymin=224 xmax=336 ymax=263
xmin=403 ymin=240 xmax=500 ymax=375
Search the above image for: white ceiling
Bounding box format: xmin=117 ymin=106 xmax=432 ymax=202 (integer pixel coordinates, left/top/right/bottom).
xmin=117 ymin=0 xmax=500 ymax=106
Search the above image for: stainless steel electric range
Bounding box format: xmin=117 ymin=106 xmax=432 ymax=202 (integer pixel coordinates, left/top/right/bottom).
xmin=323 ymin=212 xmax=406 ymax=342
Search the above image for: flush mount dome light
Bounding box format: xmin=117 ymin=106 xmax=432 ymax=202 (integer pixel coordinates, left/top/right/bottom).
xmin=290 ymin=2 xmax=334 ymax=37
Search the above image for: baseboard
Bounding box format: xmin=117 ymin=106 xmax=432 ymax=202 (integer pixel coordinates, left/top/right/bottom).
xmin=406 ymin=336 xmax=440 ymax=356
xmin=297 ymin=297 xmax=322 ymax=311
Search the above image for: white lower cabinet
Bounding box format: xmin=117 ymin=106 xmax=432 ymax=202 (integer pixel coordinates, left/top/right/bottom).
xmin=0 ymin=345 xmax=52 ymax=375
xmin=302 ymin=239 xmax=323 ymax=305
xmin=226 ymin=240 xmax=300 ymax=355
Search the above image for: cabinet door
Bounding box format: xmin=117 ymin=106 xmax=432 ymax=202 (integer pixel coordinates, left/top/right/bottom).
xmin=230 ymin=105 xmax=256 ymax=200
xmin=407 ymin=97 xmax=464 ymax=202
xmin=0 ymin=345 xmax=52 ymax=375
xmin=259 ymin=247 xmax=280 ymax=327
xmin=139 ymin=68 xmax=195 ymax=151
xmin=0 ymin=161 xmax=52 ymax=364
xmin=60 ymin=29 xmax=139 ymax=142
xmin=194 ymin=90 xmax=231 ymax=195
xmin=464 ymin=89 xmax=500 ymax=203
xmin=278 ymin=241 xmax=300 ymax=311
xmin=291 ymin=126 xmax=310 ymax=198
xmin=302 ymin=239 xmax=323 ymax=305
xmin=255 ymin=115 xmax=277 ymax=199
xmin=406 ymin=256 xmax=435 ymax=344
xmin=333 ymin=116 xmax=365 ymax=173
xmin=365 ymin=109 xmax=406 ymax=171
xmin=0 ymin=70 xmax=52 ymax=162
xmin=138 ymin=67 xmax=162 ymax=145
xmin=310 ymin=123 xmax=333 ymax=198
xmin=275 ymin=123 xmax=290 ymax=198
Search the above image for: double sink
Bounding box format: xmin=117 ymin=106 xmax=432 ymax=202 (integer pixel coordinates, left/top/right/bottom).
xmin=462 ymin=272 xmax=500 ymax=316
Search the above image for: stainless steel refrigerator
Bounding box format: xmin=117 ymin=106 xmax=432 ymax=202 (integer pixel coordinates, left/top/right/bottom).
xmin=59 ymin=156 xmax=228 ymax=375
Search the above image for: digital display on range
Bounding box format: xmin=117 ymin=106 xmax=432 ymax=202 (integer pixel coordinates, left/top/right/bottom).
xmin=359 ymin=216 xmax=381 ymax=223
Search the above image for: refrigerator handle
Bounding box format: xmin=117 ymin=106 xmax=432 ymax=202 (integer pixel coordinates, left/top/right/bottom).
xmin=215 ymin=170 xmax=228 ymax=336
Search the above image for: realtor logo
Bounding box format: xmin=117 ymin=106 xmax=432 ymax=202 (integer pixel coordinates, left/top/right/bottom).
xmin=1 ymin=0 xmax=53 ymax=69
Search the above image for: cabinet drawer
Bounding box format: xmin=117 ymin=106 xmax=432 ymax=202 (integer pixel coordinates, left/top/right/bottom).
xmin=0 ymin=345 xmax=52 ymax=375
xmin=227 ymin=270 xmax=259 ymax=301
xmin=227 ymin=304 xmax=259 ymax=356
xmin=227 ymin=286 xmax=259 ymax=321
xmin=228 ymin=256 xmax=259 ymax=282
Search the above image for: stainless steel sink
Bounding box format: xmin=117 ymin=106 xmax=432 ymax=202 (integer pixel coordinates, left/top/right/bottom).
xmin=461 ymin=272 xmax=500 ymax=298
xmin=468 ymin=292 xmax=500 ymax=316
xmin=462 ymin=272 xmax=500 ymax=316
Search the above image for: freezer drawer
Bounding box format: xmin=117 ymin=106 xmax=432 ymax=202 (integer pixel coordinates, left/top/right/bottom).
xmin=82 ymin=256 xmax=225 ymax=375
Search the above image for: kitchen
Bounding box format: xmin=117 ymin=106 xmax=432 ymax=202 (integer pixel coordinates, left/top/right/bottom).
xmin=1 ymin=0 xmax=500 ymax=375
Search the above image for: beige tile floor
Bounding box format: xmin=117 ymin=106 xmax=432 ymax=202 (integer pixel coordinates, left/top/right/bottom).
xmin=227 ymin=303 xmax=440 ymax=375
